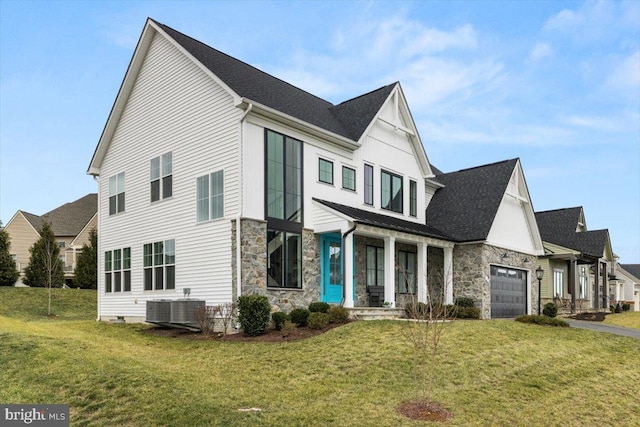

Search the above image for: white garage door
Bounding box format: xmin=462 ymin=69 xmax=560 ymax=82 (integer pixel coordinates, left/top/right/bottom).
xmin=490 ymin=266 xmax=527 ymax=318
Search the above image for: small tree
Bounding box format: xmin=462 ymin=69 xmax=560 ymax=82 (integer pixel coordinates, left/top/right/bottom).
xmin=74 ymin=228 xmax=97 ymax=289
xmin=24 ymin=222 xmax=64 ymax=315
xmin=0 ymin=222 xmax=20 ymax=286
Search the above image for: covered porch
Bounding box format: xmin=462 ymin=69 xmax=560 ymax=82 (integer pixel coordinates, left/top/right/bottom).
xmin=313 ymin=199 xmax=454 ymax=309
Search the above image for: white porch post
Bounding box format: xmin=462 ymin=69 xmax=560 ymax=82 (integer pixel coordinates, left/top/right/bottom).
xmin=417 ymin=242 xmax=428 ymax=304
xmin=444 ymin=246 xmax=454 ymax=305
xmin=343 ymin=232 xmax=355 ymax=308
xmin=384 ymin=236 xmax=396 ymax=307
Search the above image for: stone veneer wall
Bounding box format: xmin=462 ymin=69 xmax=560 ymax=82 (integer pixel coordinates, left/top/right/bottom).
xmin=453 ymin=243 xmax=536 ymax=319
xmin=231 ymin=219 xmax=320 ymax=313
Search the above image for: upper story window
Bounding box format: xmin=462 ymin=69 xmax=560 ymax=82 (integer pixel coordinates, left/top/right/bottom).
xmin=342 ymin=166 xmax=356 ymax=191
xmin=58 ymin=242 xmax=66 ymax=249
xmin=143 ymin=239 xmax=175 ymax=291
xmin=150 ymin=152 xmax=172 ymax=202
xmin=364 ymin=164 xmax=373 ymax=205
xmin=381 ymin=170 xmax=403 ymax=213
xmin=318 ymin=158 xmax=333 ymax=185
xmin=108 ymin=172 xmax=125 ymax=215
xmin=197 ymin=170 xmax=224 ymax=222
xmin=409 ymin=180 xmax=417 ymax=217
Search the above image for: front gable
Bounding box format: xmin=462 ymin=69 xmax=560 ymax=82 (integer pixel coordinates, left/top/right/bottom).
xmin=486 ymin=160 xmax=544 ymax=255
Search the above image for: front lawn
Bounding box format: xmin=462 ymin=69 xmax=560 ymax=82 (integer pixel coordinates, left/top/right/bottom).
xmin=1 ymin=287 xmax=639 ymax=426
xmin=604 ymin=310 xmax=640 ymax=329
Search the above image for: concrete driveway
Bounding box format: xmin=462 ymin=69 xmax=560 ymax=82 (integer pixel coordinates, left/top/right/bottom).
xmin=565 ymin=319 xmax=640 ymax=339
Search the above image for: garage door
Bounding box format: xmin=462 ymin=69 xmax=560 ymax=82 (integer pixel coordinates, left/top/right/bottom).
xmin=490 ymin=266 xmax=527 ymax=318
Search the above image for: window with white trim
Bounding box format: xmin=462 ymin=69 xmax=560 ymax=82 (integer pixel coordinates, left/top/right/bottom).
xmin=553 ymin=269 xmax=564 ymax=298
xmin=104 ymin=247 xmax=131 ymax=293
xmin=197 ymin=170 xmax=224 ymax=222
xmin=108 ymin=172 xmax=125 ymax=215
xmin=409 ymin=180 xmax=417 ymax=217
xmin=143 ymin=240 xmax=175 ymax=291
xmin=150 ymin=152 xmax=172 ymax=202
xmin=342 ymin=166 xmax=356 ymax=191
xmin=579 ymin=266 xmax=588 ymax=299
xmin=364 ymin=164 xmax=373 ymax=205
xmin=319 ymin=158 xmax=333 ymax=185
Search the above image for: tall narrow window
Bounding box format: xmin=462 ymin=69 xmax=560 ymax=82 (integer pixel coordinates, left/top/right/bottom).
xmin=150 ymin=152 xmax=172 ymax=202
xmin=342 ymin=166 xmax=356 ymax=191
xmin=553 ymin=269 xmax=564 ymax=298
xmin=143 ymin=244 xmax=153 ymax=291
xmin=108 ymin=172 xmax=125 ymax=215
xmin=265 ymin=129 xmax=303 ymax=288
xmin=113 ymin=249 xmax=122 ymax=292
xmin=397 ymin=251 xmax=416 ymax=294
xmin=409 ymin=180 xmax=417 ymax=217
xmin=366 ymin=246 xmax=384 ymax=288
xmin=123 ymin=247 xmax=131 ymax=292
xmin=381 ymin=170 xmax=403 ymax=213
xmin=197 ymin=170 xmax=224 ymax=222
xmin=318 ymin=158 xmax=333 ymax=185
xmin=144 ymin=240 xmax=175 ymax=291
xmin=364 ymin=164 xmax=373 ymax=205
xmin=104 ymin=251 xmax=112 ymax=293
xmin=579 ymin=267 xmax=588 ymax=299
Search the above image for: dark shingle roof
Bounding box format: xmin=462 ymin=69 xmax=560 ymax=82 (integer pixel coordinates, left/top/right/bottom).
xmin=155 ymin=21 xmax=394 ymax=142
xmin=559 ymin=229 xmax=609 ymax=258
xmin=534 ymin=207 xmax=583 ymax=242
xmin=426 ymin=159 xmax=518 ymax=242
xmin=620 ymin=264 xmax=640 ymax=281
xmin=22 ymin=194 xmax=97 ymax=237
xmin=313 ymin=198 xmax=450 ymax=241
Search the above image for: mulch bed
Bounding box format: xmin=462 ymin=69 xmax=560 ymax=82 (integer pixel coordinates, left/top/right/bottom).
xmin=142 ymin=321 xmax=348 ymax=342
xmin=567 ymin=312 xmax=607 ymax=322
xmin=396 ymin=399 xmax=452 ymax=422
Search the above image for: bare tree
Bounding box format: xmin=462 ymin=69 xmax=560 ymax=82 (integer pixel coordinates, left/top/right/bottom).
xmin=24 ymin=222 xmax=63 ymax=315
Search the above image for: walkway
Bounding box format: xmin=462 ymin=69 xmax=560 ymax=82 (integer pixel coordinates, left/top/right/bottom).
xmin=565 ymin=319 xmax=640 ymax=339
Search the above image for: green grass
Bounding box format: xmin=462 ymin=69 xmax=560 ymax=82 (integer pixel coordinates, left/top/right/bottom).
xmin=604 ymin=311 xmax=640 ymax=329
xmin=1 ymin=287 xmax=639 ymax=426
xmin=0 ymin=286 xmax=96 ymax=320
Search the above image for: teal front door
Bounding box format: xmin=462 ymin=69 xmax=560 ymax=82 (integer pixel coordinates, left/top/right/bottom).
xmin=321 ymin=234 xmax=343 ymax=303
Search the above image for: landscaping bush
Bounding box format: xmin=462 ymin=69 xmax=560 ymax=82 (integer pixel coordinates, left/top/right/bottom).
xmin=237 ymin=295 xmax=271 ymax=336
xmin=307 ymin=312 xmax=330 ymax=330
xmin=543 ymin=302 xmax=558 ymax=318
xmin=622 ymin=303 xmax=631 ymax=312
xmin=272 ymin=311 xmax=290 ymax=331
xmin=327 ymin=306 xmax=350 ymax=324
xmin=308 ymin=302 xmax=330 ymax=313
xmin=515 ymin=315 xmax=569 ymax=327
xmin=455 ymin=306 xmax=481 ymax=319
xmin=455 ymin=297 xmax=476 ymax=308
xmin=280 ymin=320 xmax=297 ymax=337
xmin=289 ymin=308 xmax=310 ymax=326
xmin=404 ymin=301 xmax=428 ymax=319
xmin=614 ymin=303 xmax=622 ymax=313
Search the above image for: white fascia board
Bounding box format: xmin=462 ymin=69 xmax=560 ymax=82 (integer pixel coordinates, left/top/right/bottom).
xmin=236 ymin=98 xmax=360 ymax=151
xmin=513 ymin=160 xmax=544 ymax=252
xmin=425 ymin=178 xmax=445 ymax=189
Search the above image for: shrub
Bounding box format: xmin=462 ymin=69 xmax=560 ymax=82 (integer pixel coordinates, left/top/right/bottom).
xmin=327 ymin=306 xmax=350 ymax=324
xmin=454 ymin=297 xmax=476 ymax=308
xmin=272 ymin=311 xmax=290 ymax=331
xmin=455 ymin=306 xmax=481 ymax=319
xmin=237 ymin=295 xmax=271 ymax=336
xmin=307 ymin=312 xmax=330 ymax=330
xmin=405 ymin=301 xmax=427 ymax=319
xmin=614 ymin=303 xmax=622 ymax=313
xmin=194 ymin=305 xmax=219 ymax=336
xmin=515 ymin=315 xmax=569 ymax=327
xmin=289 ymin=308 xmax=310 ymax=326
xmin=308 ymin=302 xmax=331 ymax=313
xmin=281 ymin=321 xmax=297 ymax=337
xmin=543 ymin=302 xmax=558 ymax=318
xmin=622 ymin=303 xmax=631 ymax=312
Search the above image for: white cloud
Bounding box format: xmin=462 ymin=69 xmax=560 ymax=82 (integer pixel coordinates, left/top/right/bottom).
xmin=604 ymin=50 xmax=640 ymax=91
xmin=529 ymin=43 xmax=553 ymax=62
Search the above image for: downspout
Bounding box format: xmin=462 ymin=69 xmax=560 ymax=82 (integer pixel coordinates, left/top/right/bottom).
xmin=341 ymin=223 xmax=357 ymax=305
xmin=93 ymin=175 xmax=100 ymax=322
xmin=237 ymin=103 xmax=253 ymax=302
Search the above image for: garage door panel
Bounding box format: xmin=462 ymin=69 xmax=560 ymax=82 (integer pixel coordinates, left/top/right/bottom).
xmin=491 ymin=267 xmax=527 ymax=318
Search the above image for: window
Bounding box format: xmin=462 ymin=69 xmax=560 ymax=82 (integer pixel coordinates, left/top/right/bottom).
xmin=197 ymin=170 xmax=224 ymax=222
xmin=579 ymin=267 xmax=588 ymax=299
xmin=342 ymin=166 xmax=356 ymax=191
xmin=364 ymin=164 xmax=373 ymax=205
xmin=397 ymin=251 xmax=416 ymax=294
xmin=104 ymin=248 xmax=131 ymax=293
xmin=553 ymin=269 xmax=564 ymax=298
xmin=366 ymin=246 xmax=384 ymax=288
xmin=319 ymin=158 xmax=333 ymax=185
xmin=381 ymin=170 xmax=403 ymax=213
xmin=150 ymin=152 xmax=172 ymax=202
xmin=409 ymin=180 xmax=417 ymax=217
xmin=58 ymin=242 xmax=66 ymax=249
xmin=108 ymin=172 xmax=125 ymax=215
xmin=143 ymin=240 xmax=175 ymax=291
xmin=267 ymin=230 xmax=301 ymax=289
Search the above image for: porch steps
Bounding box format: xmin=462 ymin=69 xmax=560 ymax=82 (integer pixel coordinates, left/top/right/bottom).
xmin=349 ymin=307 xmax=405 ymax=321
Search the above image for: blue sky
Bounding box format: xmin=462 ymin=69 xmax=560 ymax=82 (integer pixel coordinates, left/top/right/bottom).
xmin=1 ymin=0 xmax=638 ymax=262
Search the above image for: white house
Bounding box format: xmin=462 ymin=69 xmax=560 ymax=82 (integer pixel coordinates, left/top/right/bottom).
xmin=88 ymin=18 xmax=544 ymax=321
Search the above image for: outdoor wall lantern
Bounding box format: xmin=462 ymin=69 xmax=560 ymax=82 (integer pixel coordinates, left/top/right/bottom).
xmin=536 ymin=266 xmax=544 ymax=315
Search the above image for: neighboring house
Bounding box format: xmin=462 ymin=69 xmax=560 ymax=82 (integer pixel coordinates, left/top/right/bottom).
xmin=4 ymin=194 xmax=98 ymax=286
xmin=535 ymin=207 xmax=615 ymax=312
xmin=617 ymin=264 xmax=640 ymax=311
xmin=88 ymin=19 xmax=544 ymax=322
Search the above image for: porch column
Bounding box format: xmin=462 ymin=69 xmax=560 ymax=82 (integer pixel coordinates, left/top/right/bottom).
xmin=343 ymin=232 xmax=355 ymax=308
xmin=384 ymin=236 xmax=396 ymax=308
xmin=444 ymin=246 xmax=454 ymax=305
xmin=417 ymin=242 xmax=428 ymax=304
xmin=570 ymin=259 xmax=577 ymax=313
xmin=594 ymin=262 xmax=600 ymax=310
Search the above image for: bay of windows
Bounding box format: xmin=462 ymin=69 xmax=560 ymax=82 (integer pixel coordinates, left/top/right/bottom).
xmin=144 ymin=240 xmax=175 ymax=291
xmin=381 ymin=170 xmax=403 ymax=213
xmin=150 ymin=152 xmax=173 ymax=202
xmin=108 ymin=172 xmax=125 ymax=215
xmin=197 ymin=170 xmax=224 ymax=222
xmin=342 ymin=166 xmax=356 ymax=191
